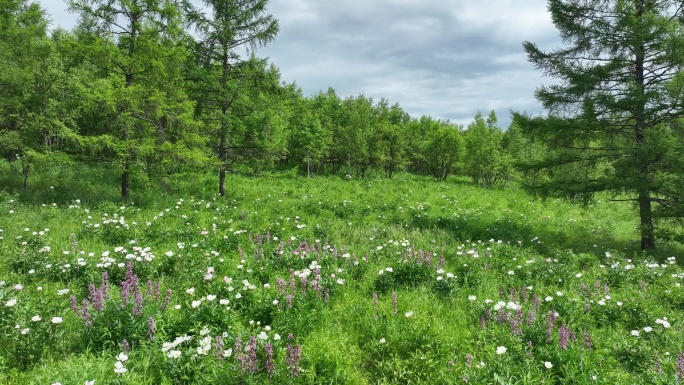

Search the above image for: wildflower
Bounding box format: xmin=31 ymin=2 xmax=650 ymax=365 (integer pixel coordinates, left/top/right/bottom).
xmin=644 ymin=326 xmax=652 ymax=332
xmin=630 ymin=330 xmax=639 ymax=337
xmin=114 ymin=361 xmax=127 ymax=374
xmin=5 ymin=299 xmax=17 ymax=307
xmin=167 ymin=350 xmax=181 ymax=358
xmin=57 ymin=289 xmax=70 ymax=296
xmin=191 ymin=300 xmax=201 ymax=308
xmin=21 ymin=328 xmax=30 ymax=335
xmin=496 ymin=346 xmax=507 ymax=355
xmin=116 ymin=353 xmax=128 ymax=362
xmin=186 ymin=287 xmax=195 ymax=295
xmin=13 ymin=284 xmax=23 ymax=291
xmin=405 ymin=311 xmax=414 ymax=318
xmin=257 ymin=331 xmax=268 ymax=340
xmin=379 ymin=338 xmax=386 ymax=344
xmin=544 ymin=361 xmax=553 ymax=368
xmin=52 ymin=317 xmax=63 ymax=324
xmin=545 ymin=296 xmax=553 ymax=302
xmin=206 ymin=294 xmax=217 ymax=301
xmin=274 ymin=333 xmax=281 ymax=340
xmin=468 ymin=295 xmax=476 ymax=301
xmin=272 ymin=299 xmax=279 ymax=305
xmin=31 ymin=315 xmax=41 ymax=322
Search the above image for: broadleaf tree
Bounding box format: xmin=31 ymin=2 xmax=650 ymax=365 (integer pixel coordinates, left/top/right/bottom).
xmin=516 ymin=0 xmax=684 ymax=249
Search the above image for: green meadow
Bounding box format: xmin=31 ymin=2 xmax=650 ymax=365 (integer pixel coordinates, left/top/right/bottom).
xmin=1 ymin=165 xmax=683 ymax=384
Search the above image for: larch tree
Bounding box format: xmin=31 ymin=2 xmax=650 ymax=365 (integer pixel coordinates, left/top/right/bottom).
xmin=68 ymin=0 xmax=199 ymax=199
xmin=517 ymin=0 xmax=684 ymax=249
xmin=188 ymin=0 xmax=278 ymax=196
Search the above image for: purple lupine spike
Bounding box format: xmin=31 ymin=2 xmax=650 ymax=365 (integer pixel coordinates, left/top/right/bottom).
xmin=147 ymin=316 xmax=155 ymax=340
xmin=81 ymin=298 xmax=93 ymax=326
xmin=558 ymin=323 xmax=569 ymax=350
xmin=122 ymin=339 xmax=130 ymax=353
xmin=132 ymin=290 xmax=143 ymax=316
xmin=215 ymin=336 xmax=224 ymax=359
xmin=582 ymin=328 xmax=593 ymax=349
xmin=247 ymin=336 xmax=258 ymax=373
xmin=466 ymin=354 xmax=473 ymax=366
xmin=527 ymin=309 xmax=536 ymax=325
xmin=100 ymin=271 xmax=110 ymax=298
xmin=677 ymin=352 xmax=684 ymax=381
xmin=69 ymin=295 xmax=79 ymax=314
xmin=286 ymin=334 xmax=301 ymax=378
xmin=324 ymin=288 xmax=330 ymax=303
xmin=265 ymin=343 xmax=275 ymax=377
xmin=300 ymin=276 xmax=307 ymax=296
xmin=286 ymin=294 xmax=293 ymax=309
xmin=161 ymin=289 xmax=171 ymax=310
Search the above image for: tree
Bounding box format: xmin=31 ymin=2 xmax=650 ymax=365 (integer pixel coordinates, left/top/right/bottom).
xmin=0 ymin=1 xmax=82 ymax=189
xmin=517 ymin=0 xmax=684 ymax=249
xmin=425 ymin=122 xmax=464 ymax=181
xmin=68 ymin=0 xmax=199 ymax=199
xmin=188 ymin=0 xmax=278 ymax=196
xmin=464 ymin=111 xmax=508 ymax=187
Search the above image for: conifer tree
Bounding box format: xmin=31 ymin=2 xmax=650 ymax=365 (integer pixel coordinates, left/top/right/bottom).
xmin=517 ymin=0 xmax=684 ymax=249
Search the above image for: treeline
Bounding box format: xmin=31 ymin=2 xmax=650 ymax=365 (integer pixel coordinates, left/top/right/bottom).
xmin=0 ymin=0 xmax=536 ymax=198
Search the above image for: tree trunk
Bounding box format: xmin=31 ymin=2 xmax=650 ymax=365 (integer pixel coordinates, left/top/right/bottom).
xmin=219 ymin=131 xmax=227 ymax=196
xmin=634 ymin=19 xmax=655 ymax=250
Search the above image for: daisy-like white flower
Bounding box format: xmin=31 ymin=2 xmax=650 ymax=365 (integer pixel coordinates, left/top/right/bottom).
xmin=405 ymin=311 xmax=414 ymax=318
xmin=31 ymin=315 xmax=41 ymax=322
xmin=5 ymin=298 xmax=17 ymax=307
xmin=544 ymin=361 xmax=553 ymax=369
xmin=51 ymin=317 xmax=63 ymax=324
xmin=116 ymin=353 xmax=128 ymax=362
xmin=630 ymin=330 xmax=639 ymax=337
xmin=379 ymin=338 xmax=386 ymax=344
xmin=167 ymin=350 xmax=181 ymax=358
xmin=468 ymin=295 xmax=476 ymax=301
xmin=496 ymin=346 xmax=507 ymax=355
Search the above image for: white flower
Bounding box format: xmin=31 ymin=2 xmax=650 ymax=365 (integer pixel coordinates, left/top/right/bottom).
xmin=235 ymin=293 xmax=242 ymax=299
xmin=257 ymin=331 xmax=268 ymax=340
xmin=21 ymin=328 xmax=30 ymax=335
xmin=544 ymin=361 xmax=553 ymax=369
xmin=5 ymin=298 xmax=17 ymax=307
xmin=51 ymin=317 xmax=63 ymax=324
xmin=31 ymin=315 xmax=41 ymax=322
xmin=643 ymin=326 xmax=653 ymax=332
xmin=556 ymin=291 xmax=563 ymax=296
xmin=575 ymin=273 xmax=582 ymax=278
xmin=85 ymin=380 xmax=95 ymax=385
xmin=116 ymin=353 xmax=128 ymax=362
xmin=630 ymin=330 xmax=639 ymax=337
xmin=379 ymin=338 xmax=386 ymax=344
xmin=167 ymin=350 xmax=181 ymax=358
xmin=545 ymin=296 xmax=553 ymax=302
xmin=174 ymin=305 xmax=181 ymax=310
xmin=436 ymin=276 xmax=443 ymax=281
xmin=274 ymin=333 xmax=281 ymax=340
xmin=336 ymin=278 xmax=345 ymax=285
xmin=597 ymin=300 xmax=606 ymax=306
xmin=165 ymin=251 xmax=174 ymax=257
xmin=206 ymin=294 xmax=217 ymax=301
xmin=220 ymin=299 xmax=230 ymax=305
xmin=496 ymin=346 xmax=507 ymax=355
xmin=468 ymin=295 xmax=477 ymax=301
xmin=191 ymin=300 xmax=202 ymax=308
xmin=385 ymin=267 xmax=393 ymax=272
xmin=114 ymin=361 xmax=127 ymax=374
xmin=186 ymin=287 xmax=195 ymax=295
xmin=223 ymin=349 xmax=233 ymax=357
xmin=272 ymin=299 xmax=279 ymax=305
xmin=57 ymin=289 xmax=70 ymax=296
xmin=405 ymin=311 xmax=414 ymax=318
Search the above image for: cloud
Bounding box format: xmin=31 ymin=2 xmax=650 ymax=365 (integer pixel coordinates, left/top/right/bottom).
xmin=39 ymin=0 xmax=561 ymax=128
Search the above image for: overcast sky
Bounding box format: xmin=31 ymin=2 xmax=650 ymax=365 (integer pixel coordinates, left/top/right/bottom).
xmin=39 ymin=0 xmax=560 ymax=128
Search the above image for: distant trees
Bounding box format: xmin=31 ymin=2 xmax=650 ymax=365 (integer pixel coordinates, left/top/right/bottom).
xmin=1 ymin=0 xmax=531 ymax=200
xmin=516 ymin=0 xmax=684 ymax=249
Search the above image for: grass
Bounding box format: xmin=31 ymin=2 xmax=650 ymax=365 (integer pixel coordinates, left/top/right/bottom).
xmin=0 ymin=163 xmax=683 ymax=384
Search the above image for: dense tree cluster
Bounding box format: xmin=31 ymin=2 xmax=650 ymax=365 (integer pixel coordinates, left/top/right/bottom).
xmin=0 ymin=0 xmax=524 ymax=197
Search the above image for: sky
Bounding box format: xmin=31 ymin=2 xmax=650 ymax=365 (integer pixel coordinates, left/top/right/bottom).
xmin=39 ymin=0 xmax=561 ymax=128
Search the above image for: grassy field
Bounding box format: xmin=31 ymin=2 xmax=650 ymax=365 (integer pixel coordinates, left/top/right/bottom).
xmin=0 ymin=165 xmax=683 ymax=384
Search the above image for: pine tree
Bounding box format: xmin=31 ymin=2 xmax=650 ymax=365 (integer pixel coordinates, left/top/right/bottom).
xmin=517 ymin=0 xmax=684 ymax=249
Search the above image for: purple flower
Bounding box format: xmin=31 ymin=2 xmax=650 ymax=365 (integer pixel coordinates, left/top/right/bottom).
xmin=286 ymin=334 xmax=301 ymax=378
xmin=677 ymin=352 xmax=684 ymax=381
xmin=161 ymin=289 xmax=171 ymax=310
xmin=122 ymin=339 xmax=130 ymax=353
xmin=265 ymin=343 xmax=275 ymax=377
xmin=373 ymin=292 xmax=379 ymax=320
xmin=558 ymin=323 xmax=569 ymax=350
xmin=146 ymin=316 xmax=155 ymax=340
